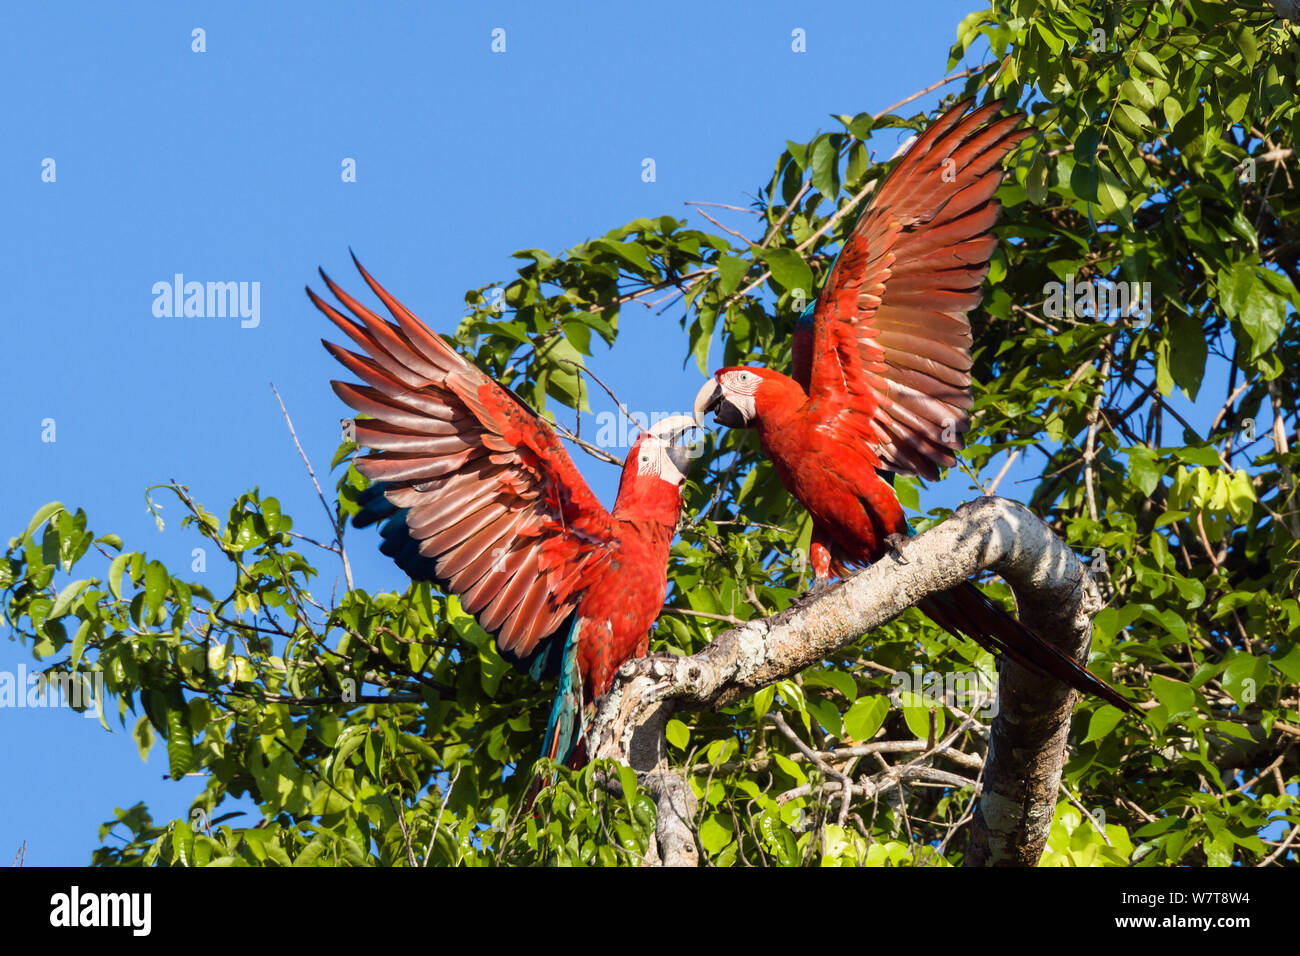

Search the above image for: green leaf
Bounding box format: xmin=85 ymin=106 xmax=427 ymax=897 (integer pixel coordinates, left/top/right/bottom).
xmin=1222 ymin=653 xmax=1268 ymax=708
xmin=1121 ymin=78 xmax=1156 ymax=112
xmin=70 ymin=618 xmax=93 ymax=670
xmin=1026 ymin=147 xmax=1050 ymax=205
xmin=843 ymin=696 xmax=888 ymax=742
xmin=50 ymin=579 xmax=90 ymax=620
xmin=1082 ymin=705 xmax=1124 ymax=744
xmin=1094 ymin=163 xmax=1128 ymax=216
xmin=1171 ymin=575 xmax=1205 ymax=610
xmin=691 ymin=306 xmax=718 ymax=375
xmin=699 ymin=815 xmax=733 ymax=854
xmin=1131 ymin=50 xmax=1166 ymax=79
xmin=902 ymin=701 xmax=942 ymax=740
xmin=1272 ymin=644 xmax=1300 ymax=683
xmin=133 ymin=715 xmax=154 ymax=762
xmin=1155 ymin=339 xmax=1174 ymax=396
xmin=1226 ymin=471 xmax=1255 ymax=523
xmin=144 ymin=561 xmax=168 ymax=620
xmin=771 ymin=752 xmax=806 ymax=785
xmin=805 ymin=696 xmax=843 ymax=737
xmin=716 ymin=255 xmax=748 ymax=295
xmin=1173 ymin=446 xmax=1221 ymax=467
xmin=167 ymin=705 xmax=195 ymax=780
xmin=593 ymin=238 xmax=654 ymax=275
xmin=1126 ymin=447 xmax=1161 ymax=496
xmin=107 ymin=553 xmax=129 ymax=601
xmin=1168 ymin=311 xmax=1207 ymax=399
xmin=1093 ymin=605 xmax=1143 ymax=642
xmin=1205 ymin=835 xmax=1233 ymax=868
xmin=845 ymin=112 xmax=874 ymax=140
xmin=810 ymin=135 xmax=841 ymax=204
xmin=616 ymin=764 xmax=638 ymax=808
xmin=1149 ymin=675 xmax=1195 ymax=716
xmin=761 ymin=248 xmax=813 ymax=297
xmin=1220 ymin=261 xmax=1290 ymax=359
xmin=24 ymin=502 xmax=65 ymax=540
xmin=535 ymin=335 xmax=592 ymax=412
xmin=665 ymin=719 xmax=689 ymax=750
xmin=804 ymin=668 xmax=857 ymax=702
xmin=172 ymin=821 xmax=195 ymax=867
xmin=893 ymin=475 xmax=920 ymax=511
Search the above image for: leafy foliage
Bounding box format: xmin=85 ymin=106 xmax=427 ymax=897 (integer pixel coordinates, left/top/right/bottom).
xmin=4 ymin=0 xmax=1299 ymax=865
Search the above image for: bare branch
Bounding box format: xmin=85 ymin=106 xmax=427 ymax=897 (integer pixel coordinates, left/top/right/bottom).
xmin=591 ymin=496 xmax=1113 ymax=867
xmin=270 ymin=383 xmax=354 ymax=591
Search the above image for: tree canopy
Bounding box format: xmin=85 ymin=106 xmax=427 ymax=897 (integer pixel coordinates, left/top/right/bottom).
xmin=4 ymin=0 xmax=1299 ymax=866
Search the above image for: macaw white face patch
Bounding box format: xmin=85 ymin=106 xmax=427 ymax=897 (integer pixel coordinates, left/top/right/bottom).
xmin=634 ymin=413 xmax=697 ymax=486
xmin=636 ymin=436 xmax=687 ymax=485
xmin=720 ymin=369 xmax=760 ymax=421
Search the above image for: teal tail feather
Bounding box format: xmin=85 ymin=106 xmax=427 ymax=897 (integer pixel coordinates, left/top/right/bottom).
xmin=539 ymin=615 xmax=585 ymax=766
xmin=528 ymin=616 xmax=588 ymax=807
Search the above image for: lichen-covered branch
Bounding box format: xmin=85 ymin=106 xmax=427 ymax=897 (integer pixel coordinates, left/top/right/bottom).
xmin=590 ymin=496 xmax=1106 ymax=867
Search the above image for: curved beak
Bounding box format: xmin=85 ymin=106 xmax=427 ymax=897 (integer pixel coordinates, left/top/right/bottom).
xmin=693 ymin=377 xmax=751 ymax=429
xmin=693 ymin=378 xmax=724 ymax=427
xmin=649 ymin=413 xmax=702 ymax=475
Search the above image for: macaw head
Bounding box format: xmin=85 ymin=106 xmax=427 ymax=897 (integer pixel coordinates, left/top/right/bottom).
xmin=692 ymin=367 xmax=789 ymax=429
xmin=620 ymin=413 xmax=700 ymax=491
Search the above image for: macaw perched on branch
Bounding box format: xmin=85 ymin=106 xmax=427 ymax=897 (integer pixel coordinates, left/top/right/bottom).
xmin=309 ymin=256 xmax=699 ymax=766
xmin=694 ymin=99 xmax=1134 ymax=712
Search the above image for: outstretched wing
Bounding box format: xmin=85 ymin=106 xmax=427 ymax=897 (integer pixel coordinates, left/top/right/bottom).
xmin=310 ymin=256 xmax=617 ymax=664
xmin=807 ymin=99 xmax=1029 ymax=479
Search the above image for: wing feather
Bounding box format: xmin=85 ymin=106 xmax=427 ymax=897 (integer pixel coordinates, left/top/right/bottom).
xmin=808 ymin=100 xmax=1029 ymax=479
xmin=312 ymin=257 xmax=617 ymax=660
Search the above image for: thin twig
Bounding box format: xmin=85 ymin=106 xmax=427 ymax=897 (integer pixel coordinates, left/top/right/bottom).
xmin=551 ymin=420 xmax=623 ymax=466
xmin=685 ymin=200 xmax=761 ymax=215
xmin=1060 ymin=783 xmax=1112 ymax=846
xmin=425 ymin=766 xmax=462 ymax=867
xmin=393 ymin=789 xmax=419 ymax=867
xmin=555 ymin=359 xmax=637 ymax=432
xmin=872 ymin=68 xmax=978 ymax=120
xmin=270 ymin=383 xmax=353 ymax=591
xmin=1083 ymin=354 xmax=1114 ymax=522
xmin=770 ymin=711 xmax=855 ymax=827
xmin=984 ymin=448 xmax=1022 ymax=496
xmin=693 ymin=206 xmax=761 ymax=249
xmin=1259 ymin=822 xmax=1300 ymax=866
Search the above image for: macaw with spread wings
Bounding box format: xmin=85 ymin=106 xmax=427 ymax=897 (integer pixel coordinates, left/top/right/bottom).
xmin=693 ymin=100 xmax=1133 ymax=712
xmin=311 ymin=257 xmax=700 ymax=766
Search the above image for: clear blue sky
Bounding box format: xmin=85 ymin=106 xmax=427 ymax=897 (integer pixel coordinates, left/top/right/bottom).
xmin=2 ymin=1 xmax=1225 ymax=866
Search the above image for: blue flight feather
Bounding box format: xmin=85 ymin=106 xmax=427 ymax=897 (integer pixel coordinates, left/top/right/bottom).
xmin=538 ymin=614 xmax=584 ymax=766
xmin=351 ymin=480 xmax=570 ymax=680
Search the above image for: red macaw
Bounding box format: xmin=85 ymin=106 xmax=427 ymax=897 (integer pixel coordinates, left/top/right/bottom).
xmin=693 ymin=99 xmax=1134 ymax=712
xmin=309 ymin=257 xmax=699 ymax=765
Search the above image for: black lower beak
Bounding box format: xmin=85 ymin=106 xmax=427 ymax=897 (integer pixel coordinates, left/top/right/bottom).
xmin=713 ymin=398 xmax=749 ymax=429
xmin=666 ymin=443 xmax=694 ymax=475
xmin=693 ymin=379 xmax=750 ymax=429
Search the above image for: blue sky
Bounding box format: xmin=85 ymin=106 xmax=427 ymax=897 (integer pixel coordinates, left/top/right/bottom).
xmin=0 ymin=1 xmax=1235 ymax=866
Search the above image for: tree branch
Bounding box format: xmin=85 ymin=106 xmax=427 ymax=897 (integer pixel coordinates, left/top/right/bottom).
xmin=590 ymin=496 xmax=1109 ymax=867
